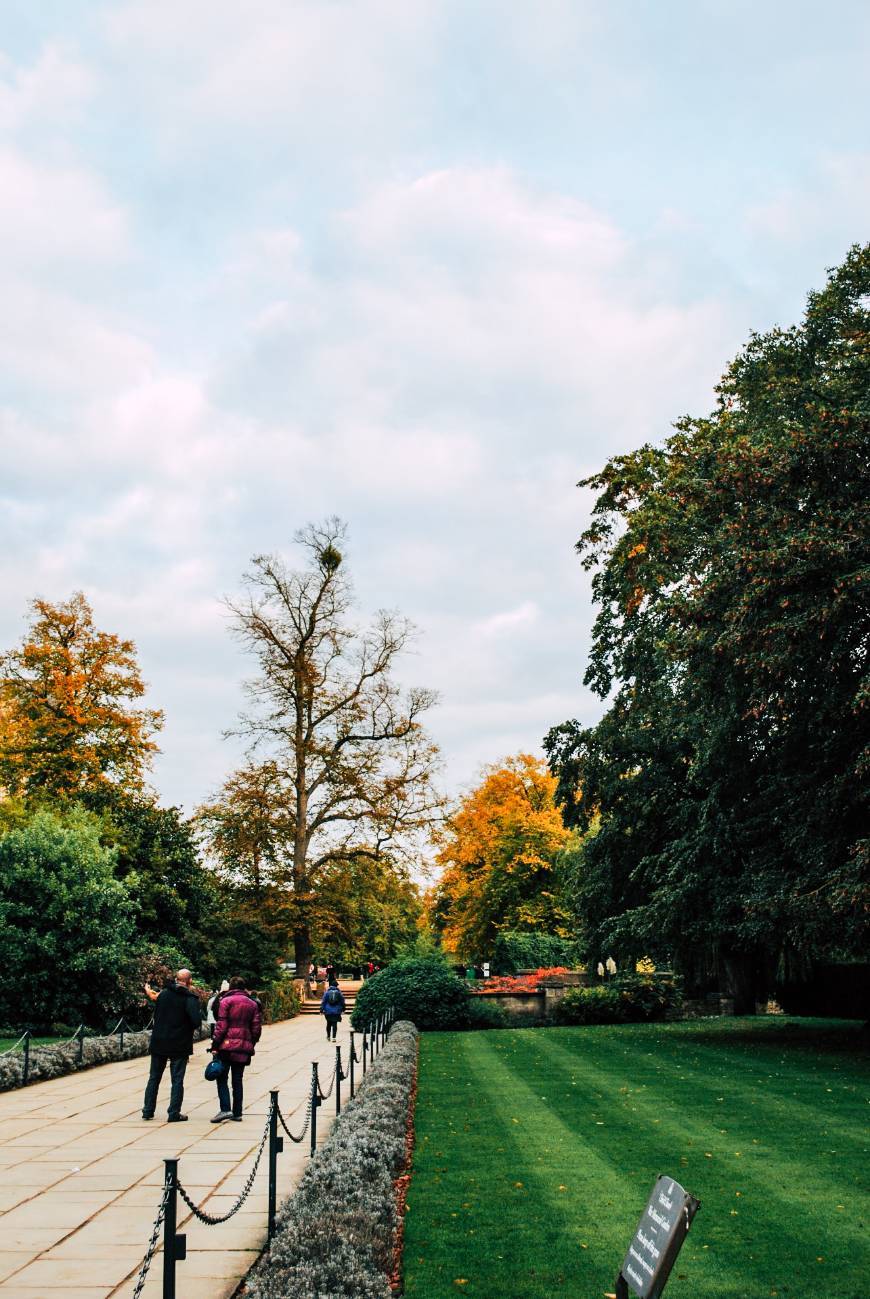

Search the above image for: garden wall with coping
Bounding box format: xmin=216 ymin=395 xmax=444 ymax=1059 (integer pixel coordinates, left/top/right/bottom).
xmin=245 ymin=1020 xmax=418 ymax=1299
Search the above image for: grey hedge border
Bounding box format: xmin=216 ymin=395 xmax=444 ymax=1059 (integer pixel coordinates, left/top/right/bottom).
xmin=0 ymin=1027 xmax=209 ymax=1092
xmin=246 ymin=1020 xmax=419 ymax=1299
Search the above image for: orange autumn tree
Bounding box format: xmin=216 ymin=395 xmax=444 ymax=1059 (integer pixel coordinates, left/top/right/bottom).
xmin=0 ymin=593 xmax=163 ymax=801
xmin=430 ymin=753 xmax=572 ymax=958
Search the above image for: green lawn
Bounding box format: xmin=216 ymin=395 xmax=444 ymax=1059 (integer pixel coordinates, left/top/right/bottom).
xmin=0 ymin=1035 xmax=60 ymax=1050
xmin=403 ymin=1019 xmax=869 ymax=1299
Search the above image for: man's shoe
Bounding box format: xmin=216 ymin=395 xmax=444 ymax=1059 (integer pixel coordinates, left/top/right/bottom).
xmin=231 ymin=1115 xmax=242 ymax=1122
xmin=167 ymin=1114 xmax=189 ymax=1122
xmin=142 ymin=1112 xmax=154 ymax=1120
xmin=210 ymin=1111 xmax=233 ymax=1123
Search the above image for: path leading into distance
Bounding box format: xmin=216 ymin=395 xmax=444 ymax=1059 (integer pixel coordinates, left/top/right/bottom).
xmin=0 ymin=1000 xmax=357 ymax=1298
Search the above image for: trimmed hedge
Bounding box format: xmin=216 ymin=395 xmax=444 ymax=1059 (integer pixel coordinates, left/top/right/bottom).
xmin=351 ymin=957 xmax=470 ymax=1031
xmin=261 ymin=980 xmax=302 ymax=1023
xmin=245 ymin=1020 xmax=418 ymax=1299
xmin=552 ymin=974 xmax=682 ymax=1026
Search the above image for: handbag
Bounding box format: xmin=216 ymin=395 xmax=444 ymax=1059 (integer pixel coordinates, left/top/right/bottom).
xmin=204 ymin=1056 xmax=227 ymax=1081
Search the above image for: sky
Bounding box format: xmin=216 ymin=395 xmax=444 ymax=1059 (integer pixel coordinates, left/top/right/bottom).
xmin=2 ymin=0 xmax=869 ymax=816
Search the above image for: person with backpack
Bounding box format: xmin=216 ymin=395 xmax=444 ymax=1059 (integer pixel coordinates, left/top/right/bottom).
xmin=210 ymin=976 xmax=262 ymax=1122
xmin=320 ymin=981 xmax=345 ymax=1040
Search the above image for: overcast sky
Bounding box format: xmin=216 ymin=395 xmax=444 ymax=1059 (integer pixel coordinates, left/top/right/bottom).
xmin=2 ymin=0 xmax=869 ymax=815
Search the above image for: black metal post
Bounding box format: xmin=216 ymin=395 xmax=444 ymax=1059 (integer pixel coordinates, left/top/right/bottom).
xmin=361 ymin=1031 xmax=367 ymax=1076
xmin=349 ymin=1032 xmax=356 ymax=1098
xmin=22 ymin=1030 xmax=31 ymax=1085
xmin=335 ymin=1046 xmax=342 ymax=1116
xmin=369 ymin=1024 xmax=375 ymax=1064
xmin=76 ymin=1025 xmax=85 ymax=1065
xmin=310 ymin=1063 xmax=320 ymax=1158
xmin=615 ymin=1274 xmax=629 ymax=1299
xmin=162 ymin=1158 xmax=186 ymax=1299
xmin=268 ymin=1091 xmax=282 ymax=1241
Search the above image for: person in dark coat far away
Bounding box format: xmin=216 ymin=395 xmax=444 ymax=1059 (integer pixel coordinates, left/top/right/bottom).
xmin=321 ymin=982 xmax=345 ymax=1040
xmin=210 ymin=977 xmax=262 ymax=1122
xmin=142 ymin=968 xmax=202 ymax=1122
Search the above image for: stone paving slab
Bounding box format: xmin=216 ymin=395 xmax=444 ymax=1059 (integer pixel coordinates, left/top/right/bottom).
xmin=0 ymin=1004 xmax=361 ymax=1298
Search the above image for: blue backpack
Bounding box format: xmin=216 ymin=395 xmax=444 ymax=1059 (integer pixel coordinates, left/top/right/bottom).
xmin=326 ymin=987 xmax=341 ymax=1008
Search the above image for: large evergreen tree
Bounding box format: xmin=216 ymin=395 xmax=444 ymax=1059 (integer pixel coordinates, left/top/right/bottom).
xmin=546 ymin=246 xmax=869 ymax=1008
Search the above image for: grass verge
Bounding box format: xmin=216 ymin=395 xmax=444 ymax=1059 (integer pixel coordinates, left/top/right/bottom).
xmin=402 ymin=1018 xmax=869 ymax=1299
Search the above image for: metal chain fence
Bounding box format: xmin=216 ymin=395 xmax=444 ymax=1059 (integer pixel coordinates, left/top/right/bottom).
xmin=130 ymin=1185 xmax=170 ymax=1299
xmin=277 ymin=1092 xmax=313 ymax=1144
xmin=177 ymin=1107 xmax=272 ymax=1225
xmin=127 ymin=1005 xmax=396 ymax=1299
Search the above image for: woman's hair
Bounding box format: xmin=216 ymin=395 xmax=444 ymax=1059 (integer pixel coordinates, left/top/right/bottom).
xmin=229 ymin=976 xmax=247 ymax=990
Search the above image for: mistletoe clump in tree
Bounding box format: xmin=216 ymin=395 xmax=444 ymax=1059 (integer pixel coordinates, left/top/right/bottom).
xmin=209 ymin=519 xmax=443 ymax=975
xmin=546 ymin=245 xmax=869 ymax=1010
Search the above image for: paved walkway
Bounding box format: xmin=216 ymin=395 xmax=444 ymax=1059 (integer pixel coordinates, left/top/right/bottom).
xmin=0 ymin=1006 xmax=357 ymax=1298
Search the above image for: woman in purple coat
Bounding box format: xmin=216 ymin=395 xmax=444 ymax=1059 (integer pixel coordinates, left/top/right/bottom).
xmin=210 ymin=976 xmax=262 ymax=1122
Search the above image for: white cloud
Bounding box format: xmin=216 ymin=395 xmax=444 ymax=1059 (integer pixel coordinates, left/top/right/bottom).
xmin=474 ymin=602 xmax=539 ymax=639
xmin=0 ymin=46 xmax=94 ymax=133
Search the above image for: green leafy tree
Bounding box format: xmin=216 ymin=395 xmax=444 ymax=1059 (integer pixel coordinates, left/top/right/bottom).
xmin=0 ymin=809 xmax=137 ymax=1026
xmin=310 ymin=852 xmax=423 ymax=966
xmin=546 ymin=246 xmax=870 ymax=1009
xmin=98 ymin=793 xmax=215 ymax=955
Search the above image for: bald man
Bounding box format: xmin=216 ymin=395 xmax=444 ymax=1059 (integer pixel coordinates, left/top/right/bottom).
xmin=142 ymin=969 xmax=203 ymax=1122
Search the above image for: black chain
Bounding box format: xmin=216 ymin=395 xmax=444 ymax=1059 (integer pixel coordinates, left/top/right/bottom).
xmin=177 ymin=1107 xmax=271 ymax=1224
xmin=131 ymin=1185 xmax=170 ymax=1299
xmin=317 ymin=1060 xmax=338 ymax=1100
xmin=277 ymin=1092 xmax=313 ymax=1143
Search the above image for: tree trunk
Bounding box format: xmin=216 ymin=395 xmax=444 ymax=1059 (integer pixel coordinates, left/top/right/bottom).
xmin=721 ymin=951 xmax=760 ymax=1015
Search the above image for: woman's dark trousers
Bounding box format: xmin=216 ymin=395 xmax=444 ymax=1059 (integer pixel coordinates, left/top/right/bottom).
xmin=217 ymin=1061 xmax=247 ymax=1117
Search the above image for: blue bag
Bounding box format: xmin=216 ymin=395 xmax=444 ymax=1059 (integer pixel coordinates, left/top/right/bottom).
xmin=204 ymin=1057 xmax=227 ymax=1081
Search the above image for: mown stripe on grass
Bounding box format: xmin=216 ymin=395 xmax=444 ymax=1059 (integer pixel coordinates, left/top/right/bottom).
xmin=403 ymin=1025 xmax=869 ymax=1299
xmin=531 ymin=1030 xmax=866 ymax=1294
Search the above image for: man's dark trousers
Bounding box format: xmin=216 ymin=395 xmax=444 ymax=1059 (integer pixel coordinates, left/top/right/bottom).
xmin=143 ymin=1055 xmax=187 ymax=1119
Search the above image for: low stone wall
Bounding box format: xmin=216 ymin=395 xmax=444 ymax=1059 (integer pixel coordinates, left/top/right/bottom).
xmin=472 ymin=990 xmax=546 ymax=1021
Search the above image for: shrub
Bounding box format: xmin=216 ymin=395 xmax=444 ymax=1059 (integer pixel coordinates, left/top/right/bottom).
xmin=553 ymin=974 xmax=682 ymax=1026
xmin=553 ymin=985 xmax=627 ymax=1025
xmin=465 ymin=997 xmax=509 ymax=1030
xmin=351 ymin=957 xmax=470 ymax=1031
xmin=0 ymin=809 xmax=137 ymax=1027
xmin=245 ymin=1020 xmax=418 ymax=1299
xmin=261 ymin=979 xmax=302 ymax=1023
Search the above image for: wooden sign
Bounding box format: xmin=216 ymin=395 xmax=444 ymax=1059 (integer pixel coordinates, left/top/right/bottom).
xmin=616 ymin=1175 xmax=700 ymax=1299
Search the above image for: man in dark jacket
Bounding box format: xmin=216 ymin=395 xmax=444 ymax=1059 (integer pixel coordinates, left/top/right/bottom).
xmin=142 ymin=968 xmax=202 ymax=1122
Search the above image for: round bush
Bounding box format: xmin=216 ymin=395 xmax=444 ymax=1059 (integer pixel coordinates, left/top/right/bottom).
xmin=350 ymin=957 xmax=470 ymax=1031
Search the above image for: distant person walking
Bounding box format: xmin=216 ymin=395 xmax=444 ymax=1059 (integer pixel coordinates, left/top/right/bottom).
xmin=320 ymin=981 xmax=345 ymax=1040
xmin=141 ymin=968 xmax=202 ymax=1123
xmin=325 ymin=959 xmax=337 ymax=986
xmin=206 ymin=979 xmax=230 ymax=1038
xmin=210 ymin=977 xmax=262 ymax=1123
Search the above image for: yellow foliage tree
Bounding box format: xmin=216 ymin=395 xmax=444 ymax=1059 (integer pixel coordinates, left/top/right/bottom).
xmin=0 ymin=593 xmax=162 ymax=801
xmin=430 ymin=753 xmax=571 ymax=957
